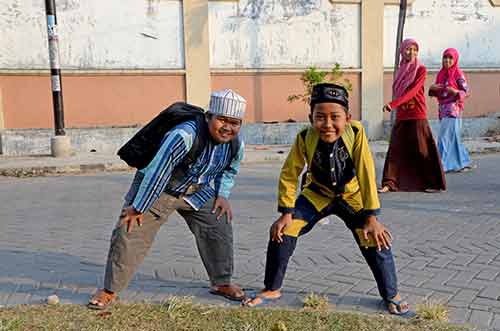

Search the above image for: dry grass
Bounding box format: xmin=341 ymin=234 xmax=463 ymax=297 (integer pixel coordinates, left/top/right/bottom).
xmin=302 ymin=292 xmax=330 ymax=311
xmin=0 ymin=296 xmax=468 ymax=331
xmin=416 ymin=301 xmax=449 ymax=322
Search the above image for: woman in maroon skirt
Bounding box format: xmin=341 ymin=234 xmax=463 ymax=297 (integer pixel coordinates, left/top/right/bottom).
xmin=379 ymin=39 xmax=446 ymax=193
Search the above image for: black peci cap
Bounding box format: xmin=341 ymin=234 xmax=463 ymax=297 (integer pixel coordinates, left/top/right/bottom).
xmin=310 ymin=83 xmax=349 ymax=110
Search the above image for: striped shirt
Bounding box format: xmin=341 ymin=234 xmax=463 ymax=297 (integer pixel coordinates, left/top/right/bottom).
xmin=130 ymin=120 xmax=244 ymax=213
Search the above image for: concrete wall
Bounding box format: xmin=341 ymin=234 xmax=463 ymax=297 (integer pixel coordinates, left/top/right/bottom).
xmin=1 ymin=0 xmax=499 ymax=132
xmin=211 ymin=71 xmax=361 ymax=122
xmin=382 ymin=0 xmax=500 ymax=120
xmin=0 ymin=71 xmax=358 ymax=129
xmin=0 ymin=74 xmax=185 ymax=129
xmin=383 ymin=114 xmax=500 ymax=140
xmin=0 ymin=0 xmax=184 ymax=69
xmin=384 ymin=0 xmax=500 ymax=68
xmin=6 ymin=0 xmax=499 ymax=70
xmin=0 ymin=123 xmax=312 ymax=155
xmin=3 ymin=116 xmax=499 ymax=155
xmin=209 ymin=1 xmax=360 ymax=68
xmin=383 ymin=71 xmax=500 ymax=120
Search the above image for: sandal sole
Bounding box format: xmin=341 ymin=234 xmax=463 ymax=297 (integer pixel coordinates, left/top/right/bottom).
xmin=87 ymin=303 xmax=108 ymax=310
xmin=209 ymin=290 xmax=245 ymax=302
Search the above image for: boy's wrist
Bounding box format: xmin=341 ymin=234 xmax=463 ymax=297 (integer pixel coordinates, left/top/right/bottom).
xmin=277 ymin=206 xmax=294 ymax=214
xmin=365 ymin=215 xmax=378 ymax=225
xmin=362 ymin=209 xmax=381 ymax=218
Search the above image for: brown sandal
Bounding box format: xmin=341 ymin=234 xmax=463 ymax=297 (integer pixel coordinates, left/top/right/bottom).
xmin=209 ymin=284 xmax=245 ymax=301
xmin=87 ymin=289 xmax=117 ymax=310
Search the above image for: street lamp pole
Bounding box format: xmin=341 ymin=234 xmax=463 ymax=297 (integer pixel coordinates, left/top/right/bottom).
xmin=44 ymin=0 xmax=65 ymax=136
xmin=44 ymin=0 xmax=71 ymax=156
xmin=391 ymin=0 xmax=408 ymax=125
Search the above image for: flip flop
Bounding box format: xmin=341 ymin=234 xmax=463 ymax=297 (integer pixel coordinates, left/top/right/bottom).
xmin=385 ymin=298 xmax=415 ymax=318
xmin=460 ymin=164 xmax=477 ymax=172
xmin=424 ymin=189 xmax=443 ymax=193
xmin=378 ymin=186 xmax=391 ymax=193
xmin=242 ymin=293 xmax=281 ymax=308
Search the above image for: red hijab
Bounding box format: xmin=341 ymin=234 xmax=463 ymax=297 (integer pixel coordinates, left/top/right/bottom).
xmin=435 ymin=48 xmax=464 ymax=90
xmin=393 ymin=38 xmax=423 ymax=99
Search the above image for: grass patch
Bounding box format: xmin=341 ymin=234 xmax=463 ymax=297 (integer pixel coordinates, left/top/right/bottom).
xmin=0 ymin=297 xmax=468 ymax=331
xmin=0 ymin=317 xmax=24 ymax=331
xmin=302 ymin=292 xmax=330 ymax=311
xmin=416 ymin=301 xmax=449 ymax=322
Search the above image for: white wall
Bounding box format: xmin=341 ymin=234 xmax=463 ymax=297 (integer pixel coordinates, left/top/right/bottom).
xmin=2 ymin=0 xmax=499 ymax=70
xmin=384 ymin=0 xmax=500 ymax=68
xmin=0 ymin=0 xmax=184 ymax=69
xmin=209 ymin=0 xmax=361 ymax=69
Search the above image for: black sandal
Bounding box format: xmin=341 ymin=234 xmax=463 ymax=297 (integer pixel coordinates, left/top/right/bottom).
xmin=385 ymin=298 xmax=415 ymax=318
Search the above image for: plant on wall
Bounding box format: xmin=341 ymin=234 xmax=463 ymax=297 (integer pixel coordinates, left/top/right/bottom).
xmin=287 ymin=63 xmax=353 ymax=105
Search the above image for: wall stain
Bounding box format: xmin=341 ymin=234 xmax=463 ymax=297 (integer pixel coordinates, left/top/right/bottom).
xmin=407 ymin=0 xmax=491 ymax=22
xmin=213 ymin=0 xmax=354 ymax=68
xmin=147 ymin=0 xmax=159 ymax=18
xmin=239 ymin=0 xmax=321 ymax=23
xmin=59 ymin=0 xmax=80 ymax=11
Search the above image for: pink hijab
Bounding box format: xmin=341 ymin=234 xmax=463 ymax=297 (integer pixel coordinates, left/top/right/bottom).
xmin=393 ymin=39 xmax=423 ymax=99
xmin=435 ymin=48 xmax=464 ymax=90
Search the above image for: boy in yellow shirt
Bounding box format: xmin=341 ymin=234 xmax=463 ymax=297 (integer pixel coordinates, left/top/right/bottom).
xmin=244 ymin=83 xmax=411 ymax=316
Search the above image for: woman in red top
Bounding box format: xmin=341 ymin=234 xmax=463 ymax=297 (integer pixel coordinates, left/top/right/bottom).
xmin=379 ymin=39 xmax=446 ymax=193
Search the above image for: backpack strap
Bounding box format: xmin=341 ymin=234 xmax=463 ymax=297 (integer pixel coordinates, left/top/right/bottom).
xmin=182 ymin=115 xmax=208 ymax=166
xmin=229 ymin=135 xmax=241 ymax=163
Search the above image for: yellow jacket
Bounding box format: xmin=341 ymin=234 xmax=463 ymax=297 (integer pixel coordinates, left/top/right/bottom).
xmin=278 ymin=120 xmax=380 ymax=216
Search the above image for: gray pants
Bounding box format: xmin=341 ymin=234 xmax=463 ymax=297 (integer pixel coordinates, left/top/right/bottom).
xmin=103 ymin=192 xmax=234 ymax=293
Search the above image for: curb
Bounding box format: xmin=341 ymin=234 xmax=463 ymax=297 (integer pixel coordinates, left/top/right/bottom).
xmin=469 ymin=146 xmax=500 ymax=154
xmin=1 ymin=145 xmax=498 ymax=178
xmin=0 ymin=163 xmax=133 ymax=178
xmin=0 ymin=155 xmax=289 ymax=178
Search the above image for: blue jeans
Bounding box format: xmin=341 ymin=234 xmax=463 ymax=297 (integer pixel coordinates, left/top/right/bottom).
xmin=264 ymin=195 xmax=398 ymax=300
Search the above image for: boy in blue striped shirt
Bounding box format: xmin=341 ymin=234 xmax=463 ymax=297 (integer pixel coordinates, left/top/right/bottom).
xmin=89 ymin=90 xmax=247 ymax=309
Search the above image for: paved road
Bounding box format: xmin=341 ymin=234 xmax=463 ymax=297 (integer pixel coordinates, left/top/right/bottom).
xmin=0 ymin=154 xmax=499 ymax=330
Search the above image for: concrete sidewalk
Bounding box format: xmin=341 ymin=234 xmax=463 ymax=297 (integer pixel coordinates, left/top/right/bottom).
xmin=0 ymin=138 xmax=499 ymax=177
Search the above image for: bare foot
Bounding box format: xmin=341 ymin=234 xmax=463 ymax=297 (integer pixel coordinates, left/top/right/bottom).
xmin=242 ymin=289 xmax=281 ymax=307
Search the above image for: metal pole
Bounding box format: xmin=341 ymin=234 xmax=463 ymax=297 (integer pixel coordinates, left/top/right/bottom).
xmin=391 ymin=0 xmax=407 ymax=124
xmin=44 ymin=0 xmax=65 ymax=136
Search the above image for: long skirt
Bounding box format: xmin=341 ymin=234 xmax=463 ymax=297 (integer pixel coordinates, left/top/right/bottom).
xmin=437 ymin=117 xmax=471 ymax=172
xmin=382 ymin=119 xmax=446 ymax=192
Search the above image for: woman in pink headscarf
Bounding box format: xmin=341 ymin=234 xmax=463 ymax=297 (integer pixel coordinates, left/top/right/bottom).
xmin=379 ymin=39 xmax=446 ymax=193
xmin=429 ymin=48 xmax=472 ymax=172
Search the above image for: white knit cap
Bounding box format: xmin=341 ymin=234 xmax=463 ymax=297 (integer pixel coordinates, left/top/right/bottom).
xmin=207 ymin=89 xmax=246 ymax=120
